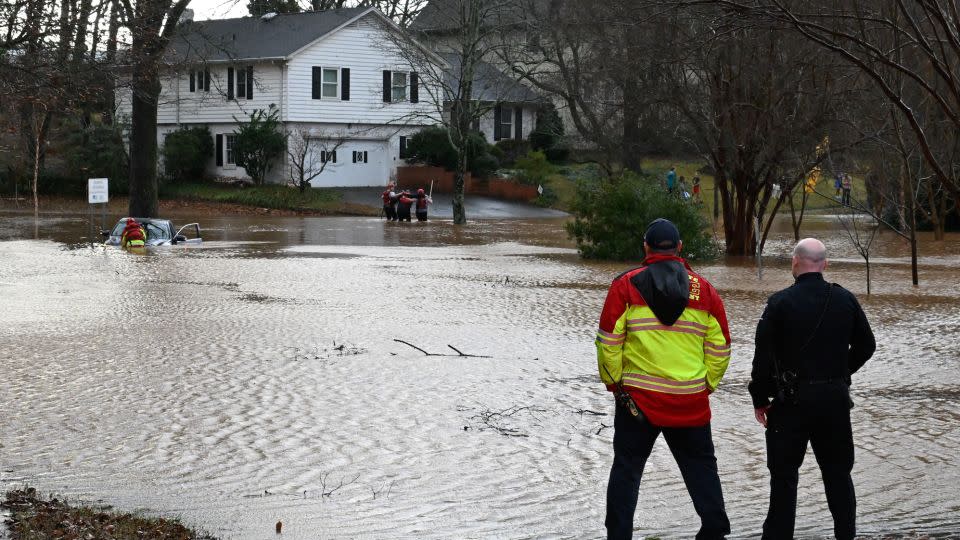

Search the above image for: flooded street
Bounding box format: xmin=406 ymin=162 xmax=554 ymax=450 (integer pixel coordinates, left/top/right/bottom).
xmin=1 ymin=209 xmax=959 ymax=539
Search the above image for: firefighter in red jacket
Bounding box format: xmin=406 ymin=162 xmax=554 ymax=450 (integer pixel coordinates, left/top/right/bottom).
xmin=413 ymin=188 xmax=431 ymax=221
xmin=120 ymin=218 xmax=146 ymax=249
xmin=396 ymin=190 xmax=414 ymax=222
xmin=596 ymin=218 xmax=731 ymax=539
xmin=382 ymin=183 xmax=398 ymax=221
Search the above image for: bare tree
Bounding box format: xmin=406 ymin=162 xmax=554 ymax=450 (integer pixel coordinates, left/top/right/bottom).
xmin=286 ymin=127 xmax=347 ymax=192
xmin=837 ymin=198 xmax=880 ymax=295
xmin=115 ymin=0 xmax=192 ymax=218
xmin=389 ymin=0 xmax=529 ymax=224
xmin=693 ymin=0 xmax=960 ymax=211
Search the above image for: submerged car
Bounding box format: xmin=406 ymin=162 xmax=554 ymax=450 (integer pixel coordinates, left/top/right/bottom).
xmin=103 ymin=217 xmax=202 ymax=247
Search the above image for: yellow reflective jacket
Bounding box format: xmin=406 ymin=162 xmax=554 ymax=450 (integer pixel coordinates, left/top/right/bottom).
xmin=596 ymin=254 xmax=731 ymax=427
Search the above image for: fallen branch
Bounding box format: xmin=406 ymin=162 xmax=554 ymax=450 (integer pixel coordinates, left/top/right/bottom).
xmin=392 ymin=339 xmax=491 ymax=358
xmin=574 ymin=409 xmax=606 ymax=416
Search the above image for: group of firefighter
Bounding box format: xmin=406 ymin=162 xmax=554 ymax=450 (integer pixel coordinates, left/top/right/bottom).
xmin=381 ymin=183 xmax=431 ymax=222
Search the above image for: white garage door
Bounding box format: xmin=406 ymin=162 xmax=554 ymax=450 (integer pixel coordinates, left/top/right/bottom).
xmin=307 ymin=139 xmax=389 ymax=188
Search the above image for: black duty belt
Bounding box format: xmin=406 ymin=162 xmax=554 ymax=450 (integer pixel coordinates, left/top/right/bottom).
xmin=799 ymin=377 xmax=845 ymax=385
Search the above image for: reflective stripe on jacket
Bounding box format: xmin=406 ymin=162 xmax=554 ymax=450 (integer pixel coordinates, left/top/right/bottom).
xmin=596 ymin=254 xmax=731 ymax=427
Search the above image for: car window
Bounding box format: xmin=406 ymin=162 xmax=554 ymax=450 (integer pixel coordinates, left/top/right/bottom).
xmin=111 ymin=222 xmax=125 ymax=236
xmin=145 ymin=222 xmax=171 ymax=240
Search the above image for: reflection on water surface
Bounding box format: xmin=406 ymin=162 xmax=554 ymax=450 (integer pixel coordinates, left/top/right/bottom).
xmin=1 ymin=211 xmax=958 ymax=539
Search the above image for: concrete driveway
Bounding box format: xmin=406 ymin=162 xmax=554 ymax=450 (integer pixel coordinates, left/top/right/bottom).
xmin=339 ymin=188 xmax=568 ymax=219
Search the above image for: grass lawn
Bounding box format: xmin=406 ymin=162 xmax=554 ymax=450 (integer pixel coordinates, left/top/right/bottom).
xmin=545 ymin=158 xmax=866 ymax=220
xmin=160 ymin=182 xmax=377 ymax=215
xmin=2 ymin=487 xmax=216 ymax=539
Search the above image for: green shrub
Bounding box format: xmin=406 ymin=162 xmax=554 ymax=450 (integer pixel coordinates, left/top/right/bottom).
xmin=406 ymin=126 xmax=499 ymax=177
xmin=233 ymin=105 xmax=285 ymax=185
xmin=529 ymin=104 xmax=569 ymax=163
xmin=494 ymin=139 xmax=531 ymax=167
xmin=566 ymin=172 xmax=718 ymax=261
xmin=533 ymin=183 xmax=558 ymax=207
xmin=162 ymin=126 xmax=213 ymax=183
xmin=514 ymin=150 xmax=555 ymax=186
xmin=66 ymin=124 xmax=130 ymax=194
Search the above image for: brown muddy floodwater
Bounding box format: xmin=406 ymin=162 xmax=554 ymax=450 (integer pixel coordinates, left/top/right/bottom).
xmin=1 ymin=208 xmax=959 ymax=539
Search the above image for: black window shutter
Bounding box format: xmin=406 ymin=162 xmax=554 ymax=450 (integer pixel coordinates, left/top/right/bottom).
xmin=204 ymin=69 xmax=210 ymax=91
xmin=382 ymin=70 xmax=391 ymax=102
xmin=493 ymin=104 xmax=502 ymax=141
xmin=352 ymin=150 xmax=357 ymax=163
xmin=399 ymin=136 xmax=407 ymax=158
xmin=236 ymin=68 xmax=245 ymax=98
xmin=410 ymin=72 xmax=418 ymax=103
xmin=321 ymin=150 xmax=327 ymax=163
xmin=189 ymin=71 xmax=195 ymax=92
xmin=246 ymin=66 xmax=253 ymax=99
xmin=515 ymin=107 xmax=523 ymax=140
xmin=227 ymin=67 xmax=234 ymax=100
xmin=341 ymin=68 xmax=350 ymax=101
xmin=312 ymin=67 xmax=321 ymax=99
xmin=332 ymin=151 xmax=337 ymax=163
xmin=216 ymin=134 xmax=223 ymax=166
xmin=363 ymin=151 xmax=368 ymax=163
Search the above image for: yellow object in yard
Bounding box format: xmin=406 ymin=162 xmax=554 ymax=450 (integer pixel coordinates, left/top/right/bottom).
xmin=804 ymin=167 xmax=821 ymax=194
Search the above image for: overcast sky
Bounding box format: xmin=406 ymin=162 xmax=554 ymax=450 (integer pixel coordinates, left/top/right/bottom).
xmin=187 ymin=0 xmax=250 ymax=20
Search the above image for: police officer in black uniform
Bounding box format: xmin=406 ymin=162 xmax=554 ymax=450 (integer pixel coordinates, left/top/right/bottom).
xmin=749 ymin=238 xmax=875 ymax=540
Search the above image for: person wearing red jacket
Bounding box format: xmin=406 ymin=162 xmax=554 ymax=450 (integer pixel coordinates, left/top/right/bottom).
xmin=381 ymin=183 xmax=398 ymax=221
xmin=596 ymin=218 xmax=731 ymax=539
xmin=396 ymin=191 xmax=414 ymax=222
xmin=120 ymin=218 xmax=146 ymax=248
xmin=413 ymin=188 xmax=431 ymax=221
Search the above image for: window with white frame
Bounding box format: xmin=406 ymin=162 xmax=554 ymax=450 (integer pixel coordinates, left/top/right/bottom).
xmin=392 ymin=71 xmax=407 ymax=102
xmin=322 ymin=68 xmax=339 ymax=99
xmin=226 ymin=135 xmax=237 ymax=165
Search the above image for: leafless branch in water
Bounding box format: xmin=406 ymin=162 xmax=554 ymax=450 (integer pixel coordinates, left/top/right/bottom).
xmin=393 ymin=340 xmax=492 ymax=358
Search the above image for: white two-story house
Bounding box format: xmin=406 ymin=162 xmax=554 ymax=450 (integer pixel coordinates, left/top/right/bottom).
xmin=117 ymin=7 xmax=444 ymax=187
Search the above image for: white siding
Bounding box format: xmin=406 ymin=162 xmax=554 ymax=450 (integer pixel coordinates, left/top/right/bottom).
xmin=157 ymin=63 xmax=284 ymax=125
xmin=463 ymin=104 xmax=537 ymax=144
xmin=116 ymin=63 xmax=284 ymax=126
xmin=285 ymin=17 xmax=441 ymax=125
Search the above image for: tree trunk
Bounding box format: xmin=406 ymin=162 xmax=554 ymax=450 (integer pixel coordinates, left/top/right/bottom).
xmin=622 ymin=77 xmax=642 ymax=174
xmin=865 ymin=255 xmax=871 ymax=295
xmin=453 ymin=153 xmax=467 ymax=225
xmin=128 ymin=63 xmax=162 ymax=218
xmin=722 ymin=179 xmax=758 ymax=256
xmin=901 ymin=165 xmax=918 ymax=286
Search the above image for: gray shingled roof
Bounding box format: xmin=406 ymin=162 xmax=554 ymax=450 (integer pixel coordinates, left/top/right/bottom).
xmin=410 ymin=0 xmax=549 ymax=33
xmin=441 ymin=53 xmax=540 ymax=103
xmin=164 ymin=7 xmax=370 ymax=63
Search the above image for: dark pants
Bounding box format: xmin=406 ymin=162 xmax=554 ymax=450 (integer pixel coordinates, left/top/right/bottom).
xmin=416 ymin=210 xmax=428 ymax=221
xmin=383 ymin=205 xmax=396 ymax=221
xmin=398 ymin=205 xmax=412 ymax=221
xmin=841 ymin=188 xmax=851 ymax=205
xmin=606 ymin=406 xmax=730 ymax=540
xmin=763 ymin=384 xmax=856 ymax=540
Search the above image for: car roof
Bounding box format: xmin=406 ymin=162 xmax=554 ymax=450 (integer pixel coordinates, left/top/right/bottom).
xmin=117 ymin=217 xmax=172 ymax=225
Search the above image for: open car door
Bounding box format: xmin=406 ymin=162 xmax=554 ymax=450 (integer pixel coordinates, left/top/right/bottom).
xmin=173 ymin=223 xmax=202 ymax=245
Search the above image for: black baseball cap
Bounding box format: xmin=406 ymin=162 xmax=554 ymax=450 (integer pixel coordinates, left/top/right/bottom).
xmin=644 ymin=218 xmax=680 ymax=251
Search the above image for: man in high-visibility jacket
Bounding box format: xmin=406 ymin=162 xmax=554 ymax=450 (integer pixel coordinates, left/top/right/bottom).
xmin=597 ymin=218 xmax=732 ymax=539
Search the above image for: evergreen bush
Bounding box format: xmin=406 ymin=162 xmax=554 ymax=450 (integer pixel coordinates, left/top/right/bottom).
xmin=405 ymin=126 xmax=499 ymax=177
xmin=529 ymin=104 xmax=569 ymax=163
xmin=161 ymin=126 xmax=213 ymax=183
xmin=514 ymin=150 xmax=555 ymax=186
xmin=234 ymin=105 xmax=285 ymax=185
xmin=566 ymin=173 xmax=718 ymax=261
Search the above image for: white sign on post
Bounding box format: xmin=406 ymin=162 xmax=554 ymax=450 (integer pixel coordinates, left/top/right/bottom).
xmin=88 ymin=178 xmax=109 ymax=204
